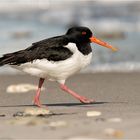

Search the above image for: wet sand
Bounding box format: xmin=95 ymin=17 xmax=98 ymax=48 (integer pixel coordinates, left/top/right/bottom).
xmin=0 ymin=73 xmax=140 ymax=139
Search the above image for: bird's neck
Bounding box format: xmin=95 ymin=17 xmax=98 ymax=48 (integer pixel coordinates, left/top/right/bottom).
xmin=66 ymin=35 xmax=92 ymax=55
xmin=76 ymin=42 xmax=92 ymax=55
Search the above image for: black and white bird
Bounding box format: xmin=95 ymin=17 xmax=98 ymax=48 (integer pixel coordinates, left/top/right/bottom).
xmin=0 ymin=27 xmax=117 ymax=107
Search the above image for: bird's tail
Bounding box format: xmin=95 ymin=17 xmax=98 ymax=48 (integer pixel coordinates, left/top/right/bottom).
xmin=0 ymin=50 xmax=26 ymax=66
xmin=0 ymin=53 xmax=16 ymax=66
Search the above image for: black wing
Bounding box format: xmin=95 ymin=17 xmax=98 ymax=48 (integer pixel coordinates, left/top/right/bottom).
xmin=0 ymin=35 xmax=73 ymax=66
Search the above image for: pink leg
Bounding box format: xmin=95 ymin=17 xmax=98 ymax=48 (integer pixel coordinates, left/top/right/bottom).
xmin=33 ymin=78 xmax=44 ymax=107
xmin=60 ymin=84 xmax=95 ymax=103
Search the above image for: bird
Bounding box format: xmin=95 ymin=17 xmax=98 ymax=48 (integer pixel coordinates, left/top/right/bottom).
xmin=0 ymin=26 xmax=117 ymax=107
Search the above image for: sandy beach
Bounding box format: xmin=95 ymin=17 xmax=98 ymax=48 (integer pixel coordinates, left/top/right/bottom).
xmin=0 ymin=72 xmax=140 ymax=139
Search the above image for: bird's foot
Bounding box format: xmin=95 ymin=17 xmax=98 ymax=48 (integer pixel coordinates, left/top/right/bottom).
xmin=60 ymin=84 xmax=95 ymax=104
xmin=79 ymin=96 xmax=95 ymax=104
xmin=33 ymin=97 xmax=42 ymax=107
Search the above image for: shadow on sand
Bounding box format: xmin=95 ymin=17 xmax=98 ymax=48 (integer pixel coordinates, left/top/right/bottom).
xmin=0 ymin=101 xmax=108 ymax=108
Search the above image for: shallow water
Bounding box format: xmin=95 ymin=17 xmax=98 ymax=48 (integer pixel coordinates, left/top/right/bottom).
xmin=0 ymin=2 xmax=140 ymax=73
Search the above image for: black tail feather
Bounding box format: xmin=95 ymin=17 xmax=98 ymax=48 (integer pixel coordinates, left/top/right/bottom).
xmin=0 ymin=53 xmax=16 ymax=66
xmin=0 ymin=50 xmax=28 ymax=66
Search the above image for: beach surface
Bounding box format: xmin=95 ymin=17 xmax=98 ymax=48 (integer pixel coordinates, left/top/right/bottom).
xmin=0 ymin=73 xmax=140 ymax=139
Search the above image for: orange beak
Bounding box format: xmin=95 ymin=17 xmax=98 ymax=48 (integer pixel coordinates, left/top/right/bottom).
xmin=90 ymin=36 xmax=118 ymax=52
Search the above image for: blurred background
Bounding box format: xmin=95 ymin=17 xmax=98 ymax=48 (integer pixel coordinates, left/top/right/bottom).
xmin=0 ymin=0 xmax=140 ymax=73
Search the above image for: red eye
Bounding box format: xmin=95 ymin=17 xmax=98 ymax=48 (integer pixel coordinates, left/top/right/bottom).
xmin=82 ymin=31 xmax=86 ymax=35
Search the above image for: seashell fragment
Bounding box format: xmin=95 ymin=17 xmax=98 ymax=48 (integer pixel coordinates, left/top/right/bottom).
xmin=49 ymin=121 xmax=67 ymax=127
xmin=6 ymin=84 xmax=45 ymax=93
xmin=86 ymin=111 xmax=102 ymax=117
xmin=24 ymin=107 xmax=51 ymax=116
xmin=104 ymin=128 xmax=124 ymax=138
xmin=13 ymin=107 xmax=52 ymax=117
xmin=107 ymin=117 xmax=122 ymax=123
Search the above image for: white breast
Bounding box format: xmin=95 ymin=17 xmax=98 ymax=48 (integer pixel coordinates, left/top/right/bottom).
xmin=12 ymin=43 xmax=92 ymax=84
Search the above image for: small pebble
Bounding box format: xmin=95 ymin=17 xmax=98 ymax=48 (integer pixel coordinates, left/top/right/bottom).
xmin=107 ymin=117 xmax=122 ymax=123
xmin=86 ymin=111 xmax=102 ymax=117
xmin=0 ymin=114 xmax=6 ymax=117
xmin=13 ymin=112 xmax=24 ymax=117
xmin=104 ymin=128 xmax=124 ymax=138
xmin=95 ymin=118 xmax=106 ymax=122
xmin=49 ymin=121 xmax=67 ymax=127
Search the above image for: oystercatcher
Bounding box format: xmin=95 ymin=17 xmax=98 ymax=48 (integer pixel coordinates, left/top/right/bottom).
xmin=0 ymin=27 xmax=117 ymax=107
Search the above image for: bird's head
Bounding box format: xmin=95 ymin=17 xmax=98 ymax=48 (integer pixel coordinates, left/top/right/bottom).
xmin=66 ymin=26 xmax=117 ymax=51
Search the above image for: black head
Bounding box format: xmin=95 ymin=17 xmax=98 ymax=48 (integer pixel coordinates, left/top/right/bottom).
xmin=66 ymin=26 xmax=93 ymax=44
xmin=65 ymin=26 xmax=117 ymax=53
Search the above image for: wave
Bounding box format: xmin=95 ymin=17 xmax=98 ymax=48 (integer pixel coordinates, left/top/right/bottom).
xmin=82 ymin=62 xmax=140 ymax=73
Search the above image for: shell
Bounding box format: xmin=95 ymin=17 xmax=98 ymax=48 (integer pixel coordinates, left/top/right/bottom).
xmin=6 ymin=84 xmax=45 ymax=93
xmin=86 ymin=111 xmax=102 ymax=117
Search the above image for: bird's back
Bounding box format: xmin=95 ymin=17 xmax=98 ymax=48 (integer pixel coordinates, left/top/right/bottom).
xmin=0 ymin=35 xmax=71 ymax=66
